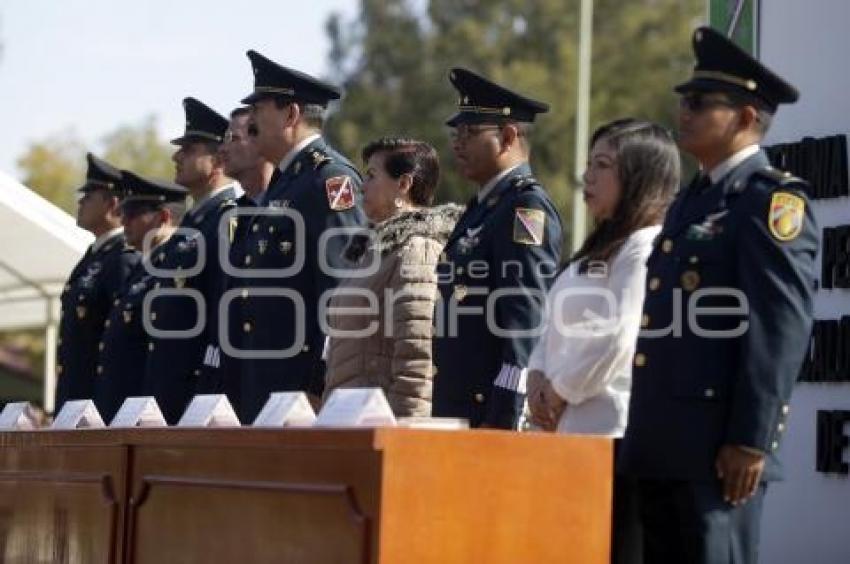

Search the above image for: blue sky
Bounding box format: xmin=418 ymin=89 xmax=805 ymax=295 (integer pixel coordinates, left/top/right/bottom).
xmin=0 ymin=0 xmax=356 ymax=179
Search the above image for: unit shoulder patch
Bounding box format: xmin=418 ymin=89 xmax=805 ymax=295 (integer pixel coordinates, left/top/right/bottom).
xmin=325 ymin=175 xmax=356 ymax=211
xmin=512 ymin=207 xmax=545 ymax=246
xmin=768 ymin=191 xmax=805 ymax=241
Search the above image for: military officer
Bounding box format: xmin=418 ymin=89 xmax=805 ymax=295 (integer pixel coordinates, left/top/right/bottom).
xmin=94 ymin=172 xmax=187 ymax=422
xmin=55 ymin=153 xmax=139 ymax=413
xmin=227 ymin=50 xmax=367 ymax=422
xmin=221 ymin=106 xmax=274 ymax=204
xmin=431 ymin=68 xmax=563 ymax=429
xmin=618 ymin=27 xmax=819 ymax=563
xmin=144 ymin=97 xmax=240 ymax=423
xmin=201 ymin=106 xmax=275 ymax=409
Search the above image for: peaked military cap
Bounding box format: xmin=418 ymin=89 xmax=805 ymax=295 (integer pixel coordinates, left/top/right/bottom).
xmin=120 ymin=170 xmax=187 ymax=210
xmin=241 ymin=49 xmax=342 ymax=107
xmin=170 ymin=97 xmax=229 ymax=145
xmin=675 ymin=26 xmax=799 ymax=113
xmin=446 ymin=67 xmax=549 ymax=127
xmin=79 ymin=153 xmax=123 ymax=193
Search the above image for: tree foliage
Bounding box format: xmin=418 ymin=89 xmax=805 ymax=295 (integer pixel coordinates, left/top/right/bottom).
xmin=16 ymin=116 xmax=174 ymax=214
xmin=16 ymin=131 xmax=85 ymax=213
xmin=100 ymin=116 xmax=175 ymax=180
xmin=324 ymin=0 xmax=702 ymax=244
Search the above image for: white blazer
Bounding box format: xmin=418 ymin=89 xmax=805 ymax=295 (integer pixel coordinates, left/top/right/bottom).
xmin=528 ymin=225 xmax=660 ymax=437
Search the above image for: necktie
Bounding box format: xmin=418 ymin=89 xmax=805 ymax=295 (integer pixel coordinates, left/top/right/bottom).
xmin=688 ymin=173 xmax=712 ymax=193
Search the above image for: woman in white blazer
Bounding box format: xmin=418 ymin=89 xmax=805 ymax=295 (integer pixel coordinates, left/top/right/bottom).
xmin=527 ymin=118 xmax=679 ymax=564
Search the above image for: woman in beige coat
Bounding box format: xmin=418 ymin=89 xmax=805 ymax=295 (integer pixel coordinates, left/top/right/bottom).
xmin=323 ymin=137 xmax=462 ymax=416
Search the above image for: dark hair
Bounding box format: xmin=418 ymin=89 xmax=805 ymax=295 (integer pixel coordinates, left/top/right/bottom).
xmin=163 ymin=200 xmax=187 ymax=224
xmin=361 ymin=137 xmax=440 ymax=206
xmin=572 ymin=118 xmax=680 ymax=265
xmin=230 ymin=106 xmax=251 ymax=119
xmin=271 ymin=98 xmax=325 ymax=129
xmin=725 ymin=91 xmax=774 ymax=135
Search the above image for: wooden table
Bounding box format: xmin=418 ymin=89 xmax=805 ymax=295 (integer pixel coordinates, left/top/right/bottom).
xmin=0 ymin=428 xmax=612 ymax=563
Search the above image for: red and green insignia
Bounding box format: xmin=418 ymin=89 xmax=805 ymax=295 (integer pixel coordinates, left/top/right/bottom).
xmin=768 ymin=192 xmax=805 ymax=241
xmin=513 ymin=208 xmax=545 ymax=246
xmin=325 ymin=176 xmax=355 ymax=211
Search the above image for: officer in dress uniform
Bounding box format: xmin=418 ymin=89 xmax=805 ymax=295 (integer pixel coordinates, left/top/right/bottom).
xmin=143 ymin=97 xmax=240 ymax=423
xmin=618 ymin=27 xmax=819 ymax=564
xmin=431 ymin=68 xmax=563 ymax=429
xmin=199 ymin=106 xmax=275 ymax=409
xmin=94 ymin=172 xmax=187 ymax=422
xmin=227 ymin=50 xmax=367 ymax=422
xmin=55 ymin=153 xmax=139 ymax=413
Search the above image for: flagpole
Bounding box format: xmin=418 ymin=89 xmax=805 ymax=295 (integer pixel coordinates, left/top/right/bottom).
xmin=571 ymin=0 xmax=593 ymax=254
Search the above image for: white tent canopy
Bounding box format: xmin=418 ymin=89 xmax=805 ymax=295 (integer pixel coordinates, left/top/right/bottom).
xmin=0 ymin=170 xmax=92 ymax=410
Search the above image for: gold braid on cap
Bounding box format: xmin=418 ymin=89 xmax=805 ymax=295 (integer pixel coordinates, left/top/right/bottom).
xmin=86 ymin=180 xmax=115 ymax=190
xmin=458 ymin=104 xmax=511 ymax=116
xmin=692 ymin=70 xmax=758 ymax=91
xmin=254 ymin=85 xmax=296 ymax=96
xmin=458 ymin=104 xmax=512 ymax=116
xmin=123 ymin=194 xmax=168 ymax=202
xmin=183 ymin=130 xmax=223 ymax=142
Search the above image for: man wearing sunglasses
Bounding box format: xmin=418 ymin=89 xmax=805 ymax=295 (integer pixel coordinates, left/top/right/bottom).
xmin=199 ymin=106 xmax=275 ymax=407
xmin=620 ymin=27 xmax=819 ymax=563
xmin=94 ymin=172 xmax=186 ymax=422
xmin=431 ymin=68 xmax=563 ymax=429
xmin=221 ymin=107 xmax=273 ymax=205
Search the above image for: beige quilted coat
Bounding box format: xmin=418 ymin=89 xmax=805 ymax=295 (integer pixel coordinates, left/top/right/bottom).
xmin=323 ymin=204 xmax=463 ymax=416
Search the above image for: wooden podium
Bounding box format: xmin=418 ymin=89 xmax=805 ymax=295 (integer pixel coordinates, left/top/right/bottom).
xmin=0 ymin=428 xmax=612 ymax=563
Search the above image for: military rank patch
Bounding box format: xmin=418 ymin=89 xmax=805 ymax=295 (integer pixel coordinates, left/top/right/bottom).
xmin=768 ymin=192 xmax=805 ymax=241
xmin=325 ymin=176 xmax=355 ymax=211
xmin=512 ymin=208 xmax=545 ymax=246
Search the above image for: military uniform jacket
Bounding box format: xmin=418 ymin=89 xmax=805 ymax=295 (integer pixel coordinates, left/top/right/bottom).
xmin=228 ymin=138 xmax=366 ymax=422
xmin=199 ymin=192 xmax=260 ymax=408
xmin=94 ymin=253 xmax=160 ymax=423
xmin=619 ymin=150 xmax=818 ymax=481
xmin=431 ymin=163 xmax=563 ymax=429
xmin=144 ymin=185 xmax=238 ymax=423
xmin=55 ymin=231 xmax=139 ymax=412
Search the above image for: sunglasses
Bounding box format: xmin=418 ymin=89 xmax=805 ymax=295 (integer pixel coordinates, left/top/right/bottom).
xmin=679 ymin=92 xmax=738 ymax=113
xmin=448 ymin=125 xmax=503 ymax=142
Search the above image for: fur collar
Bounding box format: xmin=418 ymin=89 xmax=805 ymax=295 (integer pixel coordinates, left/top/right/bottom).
xmin=345 ymin=203 xmax=464 ymax=261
